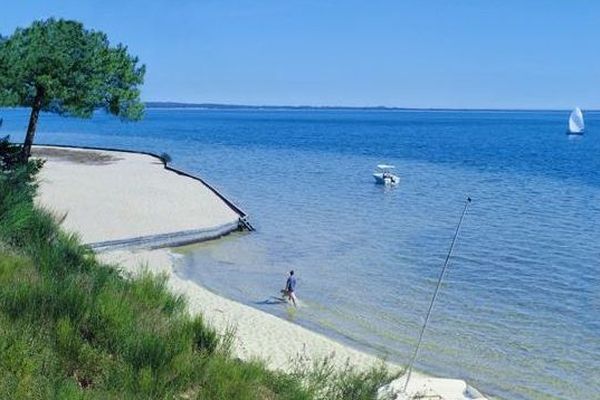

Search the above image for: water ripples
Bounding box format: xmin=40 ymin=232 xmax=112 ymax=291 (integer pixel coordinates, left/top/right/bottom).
xmin=2 ymin=108 xmax=598 ymax=400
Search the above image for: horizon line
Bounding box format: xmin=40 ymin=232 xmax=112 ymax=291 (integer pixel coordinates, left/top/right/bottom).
xmin=144 ymin=101 xmax=596 ymax=113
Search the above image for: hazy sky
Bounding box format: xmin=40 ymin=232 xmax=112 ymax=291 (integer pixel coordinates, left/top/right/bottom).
xmin=3 ymin=1 xmax=599 ymax=108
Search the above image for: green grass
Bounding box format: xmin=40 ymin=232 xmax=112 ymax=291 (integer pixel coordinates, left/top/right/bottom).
xmin=0 ymin=152 xmax=395 ymax=399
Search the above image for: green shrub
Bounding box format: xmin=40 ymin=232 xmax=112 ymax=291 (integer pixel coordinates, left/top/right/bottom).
xmin=0 ymin=136 xmax=23 ymax=170
xmin=188 ymin=314 xmax=219 ymax=355
xmin=291 ymin=354 xmax=397 ymax=400
xmin=129 ymin=269 xmax=186 ymax=315
xmin=159 ymin=152 xmax=172 ymax=165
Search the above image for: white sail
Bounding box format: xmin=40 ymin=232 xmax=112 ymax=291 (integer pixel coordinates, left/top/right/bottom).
xmin=568 ymin=107 xmax=584 ymax=133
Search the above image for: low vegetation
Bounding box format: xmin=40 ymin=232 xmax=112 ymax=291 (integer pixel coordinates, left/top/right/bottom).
xmin=160 ymin=152 xmax=173 ymax=165
xmin=0 ymin=138 xmax=394 ymax=399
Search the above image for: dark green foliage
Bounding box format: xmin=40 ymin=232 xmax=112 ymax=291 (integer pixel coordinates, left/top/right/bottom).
xmin=0 ymin=160 xmax=392 ymax=399
xmin=159 ymin=152 xmax=172 ymax=165
xmin=0 ymin=18 xmax=145 ymax=159
xmin=0 ymin=18 xmax=145 ymax=119
xmin=0 ymin=137 xmax=44 ymax=192
xmin=188 ymin=314 xmax=219 ymax=354
xmin=0 ymin=136 xmax=23 ymax=170
xmin=291 ymin=354 xmax=397 ymax=400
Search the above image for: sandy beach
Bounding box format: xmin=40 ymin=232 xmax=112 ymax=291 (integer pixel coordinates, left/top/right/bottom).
xmin=33 ymin=146 xmax=241 ymax=250
xmin=35 ymin=145 xmax=487 ymax=400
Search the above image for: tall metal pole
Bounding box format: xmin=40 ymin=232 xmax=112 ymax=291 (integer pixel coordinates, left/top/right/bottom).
xmin=402 ymin=197 xmax=472 ymax=394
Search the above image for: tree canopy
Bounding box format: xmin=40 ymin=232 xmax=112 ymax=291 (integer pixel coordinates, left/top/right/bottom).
xmin=0 ymin=18 xmax=145 ymax=159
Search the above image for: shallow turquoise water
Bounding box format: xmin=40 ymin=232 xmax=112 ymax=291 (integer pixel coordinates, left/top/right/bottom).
xmin=1 ymin=108 xmax=599 ymax=399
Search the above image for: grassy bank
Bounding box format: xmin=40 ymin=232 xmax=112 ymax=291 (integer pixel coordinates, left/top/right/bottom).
xmin=0 ymin=140 xmax=393 ymax=399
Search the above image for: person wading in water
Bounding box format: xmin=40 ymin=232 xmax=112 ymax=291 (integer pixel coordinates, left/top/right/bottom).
xmin=284 ymin=270 xmax=297 ymax=307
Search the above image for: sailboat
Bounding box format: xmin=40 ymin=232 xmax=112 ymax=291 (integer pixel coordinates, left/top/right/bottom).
xmin=567 ymin=107 xmax=584 ymax=135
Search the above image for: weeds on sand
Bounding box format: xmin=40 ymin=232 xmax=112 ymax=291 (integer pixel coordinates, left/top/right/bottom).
xmin=290 ymin=351 xmax=398 ymax=400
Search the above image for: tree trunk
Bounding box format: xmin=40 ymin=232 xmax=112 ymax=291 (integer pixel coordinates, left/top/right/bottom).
xmin=21 ymin=87 xmax=45 ymax=162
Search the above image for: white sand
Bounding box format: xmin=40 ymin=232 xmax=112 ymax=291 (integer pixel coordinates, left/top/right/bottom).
xmin=35 ymin=146 xmax=488 ymax=400
xmin=100 ymin=248 xmax=487 ymax=400
xmin=100 ymin=249 xmax=384 ymax=370
xmin=34 ymin=146 xmax=240 ymax=245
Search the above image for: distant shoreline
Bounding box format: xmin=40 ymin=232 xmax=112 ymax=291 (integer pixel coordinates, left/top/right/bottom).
xmin=1 ymin=104 xmax=596 ymax=114
xmin=145 ymin=101 xmax=597 ymax=113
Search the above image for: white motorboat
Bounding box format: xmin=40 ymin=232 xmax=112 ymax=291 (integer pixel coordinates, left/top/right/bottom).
xmin=567 ymin=107 xmax=584 ymax=135
xmin=373 ymin=164 xmax=399 ymax=185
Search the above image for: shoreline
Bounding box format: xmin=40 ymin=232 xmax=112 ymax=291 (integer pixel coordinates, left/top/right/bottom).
xmin=35 ymin=145 xmax=488 ymax=400
xmin=100 ymin=247 xmax=487 ymax=400
xmin=33 ymin=145 xmax=246 ymax=249
xmin=32 ymin=142 xmax=252 ymax=223
xmin=99 ymin=249 xmax=390 ymax=371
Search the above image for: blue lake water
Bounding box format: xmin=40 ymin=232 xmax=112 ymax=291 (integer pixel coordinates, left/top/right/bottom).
xmin=1 ymin=108 xmax=599 ymax=400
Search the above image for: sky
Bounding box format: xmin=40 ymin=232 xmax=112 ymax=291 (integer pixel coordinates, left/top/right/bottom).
xmin=2 ymin=1 xmax=599 ymax=109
